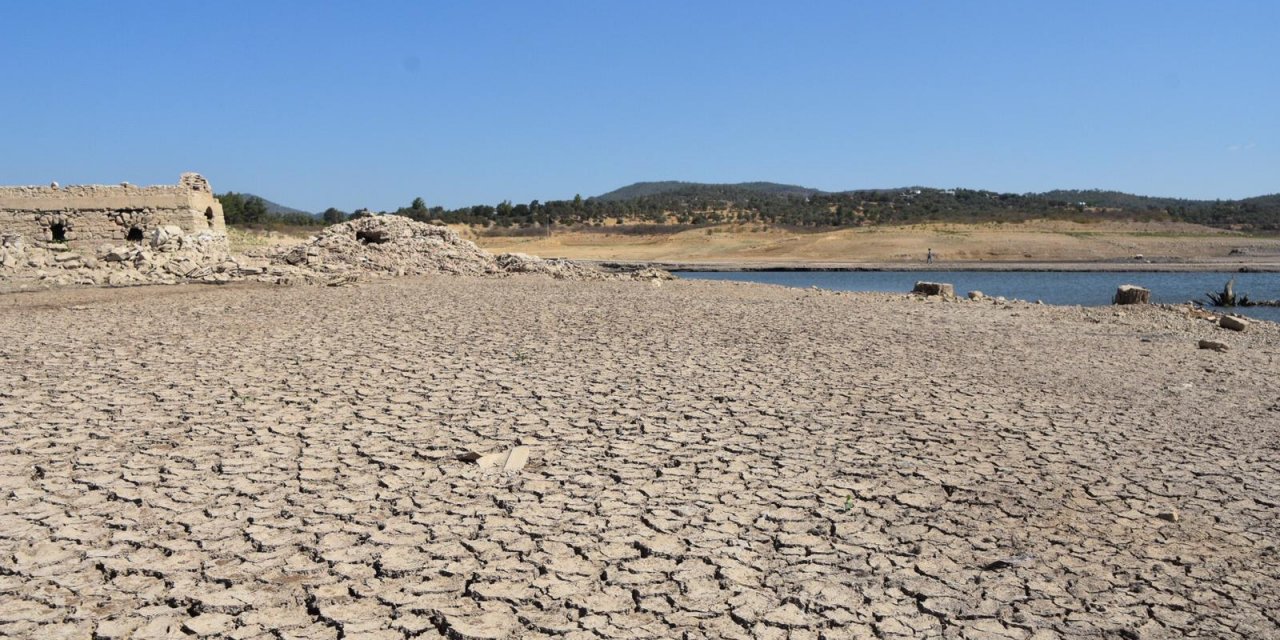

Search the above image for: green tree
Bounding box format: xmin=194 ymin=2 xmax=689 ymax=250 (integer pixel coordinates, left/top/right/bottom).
xmin=216 ymin=192 xmax=245 ymax=224
xmin=321 ymin=207 xmax=347 ymax=224
xmin=242 ymin=196 xmax=268 ymax=224
xmin=411 ymin=197 xmax=427 ymax=211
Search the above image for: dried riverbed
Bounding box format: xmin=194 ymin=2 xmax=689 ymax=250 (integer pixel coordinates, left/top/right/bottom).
xmin=1 ymin=278 xmax=1277 ymax=639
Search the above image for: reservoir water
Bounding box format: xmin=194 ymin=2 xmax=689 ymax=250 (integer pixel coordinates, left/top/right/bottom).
xmin=676 ymin=270 xmax=1280 ymax=323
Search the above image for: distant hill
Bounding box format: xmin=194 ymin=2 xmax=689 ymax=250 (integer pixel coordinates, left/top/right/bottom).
xmin=239 ymin=194 xmax=314 ymax=217
xmin=1036 ymin=189 xmax=1198 ymax=209
xmin=594 ymin=181 xmax=823 ymax=201
xmin=1241 ymin=193 xmax=1280 ymax=206
xmin=424 ymin=181 xmax=1280 ymax=231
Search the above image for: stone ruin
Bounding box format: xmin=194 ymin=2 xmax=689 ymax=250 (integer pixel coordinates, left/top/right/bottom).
xmin=0 ymin=172 xmax=226 ymax=245
xmin=0 ymin=210 xmax=670 ymax=288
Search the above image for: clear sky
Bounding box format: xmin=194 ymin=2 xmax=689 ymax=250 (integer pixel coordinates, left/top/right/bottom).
xmin=1 ymin=1 xmax=1276 ymax=211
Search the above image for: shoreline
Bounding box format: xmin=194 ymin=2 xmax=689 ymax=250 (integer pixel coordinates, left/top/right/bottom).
xmin=589 ymin=258 xmax=1280 ymax=273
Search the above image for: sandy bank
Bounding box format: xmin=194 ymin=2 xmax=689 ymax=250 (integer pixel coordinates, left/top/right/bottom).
xmin=468 ymin=220 xmax=1280 ymax=269
xmin=592 ymin=258 xmax=1280 ymax=273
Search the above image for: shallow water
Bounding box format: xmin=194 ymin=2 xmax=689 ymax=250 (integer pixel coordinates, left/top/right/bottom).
xmin=676 ymin=270 xmax=1280 ymax=323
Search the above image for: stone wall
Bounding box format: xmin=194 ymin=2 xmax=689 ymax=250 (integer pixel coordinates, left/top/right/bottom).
xmin=0 ymin=173 xmax=225 ymax=246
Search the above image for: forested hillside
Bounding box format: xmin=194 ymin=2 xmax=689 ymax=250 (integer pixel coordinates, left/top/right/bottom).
xmin=595 ymin=181 xmax=822 ymax=201
xmin=219 ymin=183 xmax=1280 ymax=231
xmin=421 ymin=184 xmax=1280 ymax=231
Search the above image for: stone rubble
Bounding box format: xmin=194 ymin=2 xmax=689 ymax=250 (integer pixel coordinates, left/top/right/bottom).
xmin=1198 ymin=339 xmax=1230 ymax=352
xmin=1 ymin=229 xmax=250 ymax=287
xmin=0 ymin=215 xmax=671 ymax=289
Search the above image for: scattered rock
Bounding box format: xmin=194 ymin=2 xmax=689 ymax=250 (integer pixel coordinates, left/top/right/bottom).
xmin=1198 ymin=339 xmax=1229 ymax=352
xmin=968 ymin=290 xmax=985 ymax=300
xmin=913 ymin=281 xmax=955 ymax=298
xmin=1157 ymin=509 xmax=1180 ymax=523
xmin=502 ymin=446 xmax=531 ymax=472
xmin=150 ymin=225 xmax=186 ymax=252
xmin=981 ymin=554 xmax=1036 ymax=571
xmin=103 ymin=247 xmax=132 ymax=262
xmin=462 ymin=445 xmax=532 ymax=472
xmin=1219 ymin=315 xmax=1250 ymax=332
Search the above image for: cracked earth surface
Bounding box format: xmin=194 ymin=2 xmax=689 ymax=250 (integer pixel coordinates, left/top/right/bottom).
xmin=1 ymin=278 xmax=1278 ymax=639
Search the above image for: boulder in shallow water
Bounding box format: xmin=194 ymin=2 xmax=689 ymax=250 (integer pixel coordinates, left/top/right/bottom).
xmin=1113 ymin=285 xmax=1150 ymax=305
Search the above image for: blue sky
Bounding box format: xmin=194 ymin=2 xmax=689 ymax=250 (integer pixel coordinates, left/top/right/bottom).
xmin=1 ymin=1 xmax=1275 ymax=211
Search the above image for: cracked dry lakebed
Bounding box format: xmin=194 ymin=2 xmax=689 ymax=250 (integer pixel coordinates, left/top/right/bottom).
xmin=1 ymin=277 xmax=1278 ymax=639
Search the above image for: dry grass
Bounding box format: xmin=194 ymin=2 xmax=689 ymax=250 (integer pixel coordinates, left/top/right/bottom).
xmin=460 ymin=219 xmax=1280 ymax=264
xmin=226 ymin=226 xmax=318 ymax=253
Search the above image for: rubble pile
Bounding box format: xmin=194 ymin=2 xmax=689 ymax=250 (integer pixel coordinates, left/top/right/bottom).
xmin=0 ymin=215 xmax=671 ymax=288
xmin=269 ymin=216 xmax=502 ymax=277
xmin=265 ymin=216 xmax=672 ymax=283
xmin=494 ymin=252 xmax=617 ymax=280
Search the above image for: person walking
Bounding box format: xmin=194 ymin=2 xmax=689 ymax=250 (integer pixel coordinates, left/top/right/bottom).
xmin=926 ymin=248 xmax=934 ymax=264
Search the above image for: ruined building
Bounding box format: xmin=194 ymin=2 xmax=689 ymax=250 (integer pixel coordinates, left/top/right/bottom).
xmin=0 ymin=173 xmax=225 ymax=246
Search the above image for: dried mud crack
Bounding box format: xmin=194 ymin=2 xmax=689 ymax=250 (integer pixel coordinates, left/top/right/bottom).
xmin=0 ymin=277 xmax=1277 ymax=639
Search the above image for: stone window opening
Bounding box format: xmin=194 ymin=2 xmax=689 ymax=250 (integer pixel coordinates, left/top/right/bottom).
xmin=127 ymin=227 xmax=145 ymax=242
xmin=205 ymin=207 xmax=214 ymax=227
xmin=50 ymin=222 xmax=67 ymax=243
xmin=356 ymin=230 xmax=390 ymax=244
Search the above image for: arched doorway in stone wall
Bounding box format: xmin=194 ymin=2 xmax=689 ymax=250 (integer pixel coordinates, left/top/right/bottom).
xmin=127 ymin=227 xmax=144 ymax=242
xmin=49 ymin=222 xmax=67 ymax=242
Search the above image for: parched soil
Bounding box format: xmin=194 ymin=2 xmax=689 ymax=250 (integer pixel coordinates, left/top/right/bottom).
xmin=1 ymin=278 xmax=1278 ymax=639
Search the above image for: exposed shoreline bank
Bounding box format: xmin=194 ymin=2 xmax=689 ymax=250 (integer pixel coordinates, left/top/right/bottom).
xmin=591 ymin=258 xmax=1280 ymax=273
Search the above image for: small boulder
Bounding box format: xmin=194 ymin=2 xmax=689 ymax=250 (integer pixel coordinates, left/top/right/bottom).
xmin=1219 ymin=315 xmax=1250 ymax=332
xmin=1198 ymin=339 xmax=1229 ymax=352
xmin=102 ymin=247 xmax=132 ymax=262
xmin=967 ymin=290 xmax=985 ymax=301
xmin=150 ymin=225 xmax=185 ymax=252
xmin=913 ymin=281 xmax=955 ymax=298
